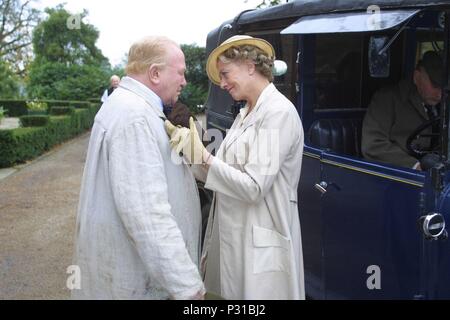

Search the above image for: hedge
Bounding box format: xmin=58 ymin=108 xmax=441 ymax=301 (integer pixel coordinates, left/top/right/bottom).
xmin=19 ymin=115 xmax=50 ymax=127
xmin=49 ymin=106 xmax=75 ymax=116
xmin=0 ymin=100 xmax=27 ymax=117
xmin=0 ymin=99 xmax=91 ymax=117
xmin=88 ymin=98 xmax=102 ymax=104
xmin=0 ymin=104 xmax=100 ymax=168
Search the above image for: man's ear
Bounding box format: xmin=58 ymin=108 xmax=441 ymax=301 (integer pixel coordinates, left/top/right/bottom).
xmin=147 ymin=64 xmax=160 ymax=84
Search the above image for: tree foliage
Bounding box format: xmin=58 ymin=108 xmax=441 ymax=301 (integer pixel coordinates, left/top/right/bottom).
xmin=0 ymin=0 xmax=40 ymax=76
xmin=0 ymin=60 xmax=20 ymax=98
xmin=27 ymin=62 xmax=108 ymax=100
xmin=32 ymin=6 xmax=107 ymax=65
xmin=179 ymin=44 xmax=208 ymax=112
xmin=27 ymin=6 xmax=109 ymax=101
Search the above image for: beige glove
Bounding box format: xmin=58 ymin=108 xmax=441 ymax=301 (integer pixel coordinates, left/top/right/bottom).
xmin=165 ymin=120 xmax=189 ymax=152
xmin=165 ymin=117 xmax=206 ymax=165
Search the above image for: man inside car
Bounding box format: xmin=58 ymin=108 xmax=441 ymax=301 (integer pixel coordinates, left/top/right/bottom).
xmin=361 ymin=50 xmax=444 ymax=170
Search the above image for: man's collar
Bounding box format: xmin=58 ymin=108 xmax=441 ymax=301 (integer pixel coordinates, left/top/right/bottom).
xmin=119 ymin=76 xmax=166 ymax=118
xmin=119 ymin=77 xmax=163 ymax=113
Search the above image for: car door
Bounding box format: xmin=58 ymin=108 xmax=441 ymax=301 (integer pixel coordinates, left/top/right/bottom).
xmin=320 ymin=154 xmax=426 ymax=299
xmin=284 ymin=8 xmax=427 ymax=299
xmin=298 ymin=146 xmax=326 ymax=299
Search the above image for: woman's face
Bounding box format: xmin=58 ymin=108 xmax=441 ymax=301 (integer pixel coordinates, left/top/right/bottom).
xmin=217 ymin=59 xmax=250 ymax=101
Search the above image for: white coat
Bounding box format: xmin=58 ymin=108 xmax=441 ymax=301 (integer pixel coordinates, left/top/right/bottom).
xmin=72 ymin=77 xmax=204 ymax=300
xmin=198 ymin=83 xmax=305 ymax=300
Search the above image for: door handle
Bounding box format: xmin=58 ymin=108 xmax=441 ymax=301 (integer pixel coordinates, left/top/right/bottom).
xmin=314 ymin=181 xmax=328 ymax=194
xmin=418 ymin=213 xmax=447 ymax=240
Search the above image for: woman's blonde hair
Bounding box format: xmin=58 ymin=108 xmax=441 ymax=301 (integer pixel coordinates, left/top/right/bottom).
xmin=218 ymin=45 xmax=274 ymax=82
xmin=125 ymin=36 xmax=179 ymax=75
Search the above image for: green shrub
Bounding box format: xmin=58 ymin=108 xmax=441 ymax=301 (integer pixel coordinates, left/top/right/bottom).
xmin=26 ymin=100 xmax=49 ymax=114
xmin=0 ymin=104 xmax=101 ymax=168
xmin=0 ymin=99 xmax=91 ymax=117
xmin=0 ymin=100 xmax=28 ymax=117
xmin=19 ymin=115 xmax=50 ymax=127
xmin=88 ymin=98 xmax=102 ymax=104
xmin=49 ymin=106 xmax=75 ymax=115
xmin=46 ymin=100 xmax=90 ymax=109
xmin=0 ymin=106 xmax=7 ymax=122
xmin=0 ymin=128 xmax=44 ymax=168
xmin=74 ymin=101 xmax=91 ymax=108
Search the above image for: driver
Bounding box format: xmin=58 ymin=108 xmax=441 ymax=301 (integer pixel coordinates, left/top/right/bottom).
xmin=362 ymin=50 xmax=444 ymax=170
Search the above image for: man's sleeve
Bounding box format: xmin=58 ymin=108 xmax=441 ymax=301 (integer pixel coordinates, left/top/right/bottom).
xmin=361 ymin=89 xmax=418 ymax=168
xmin=109 ymin=119 xmax=204 ymax=299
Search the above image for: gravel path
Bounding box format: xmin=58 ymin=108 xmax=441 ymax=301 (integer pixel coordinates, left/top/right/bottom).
xmin=0 ymin=132 xmax=90 ymax=300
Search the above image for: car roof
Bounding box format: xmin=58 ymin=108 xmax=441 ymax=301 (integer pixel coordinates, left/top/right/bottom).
xmin=238 ymin=0 xmax=450 ymax=26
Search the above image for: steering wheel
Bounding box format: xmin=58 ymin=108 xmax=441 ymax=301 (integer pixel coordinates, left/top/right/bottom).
xmin=406 ymin=117 xmax=441 ymax=158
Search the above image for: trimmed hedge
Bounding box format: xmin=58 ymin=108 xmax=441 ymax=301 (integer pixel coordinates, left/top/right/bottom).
xmin=88 ymin=98 xmax=102 ymax=104
xmin=49 ymin=106 xmax=75 ymax=115
xmin=0 ymin=104 xmax=100 ymax=168
xmin=46 ymin=100 xmax=90 ymax=109
xmin=19 ymin=115 xmax=50 ymax=127
xmin=0 ymin=100 xmax=27 ymax=117
xmin=0 ymin=99 xmax=91 ymax=117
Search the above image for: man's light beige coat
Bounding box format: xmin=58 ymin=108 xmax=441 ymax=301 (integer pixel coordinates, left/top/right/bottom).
xmin=72 ymin=77 xmax=204 ymax=299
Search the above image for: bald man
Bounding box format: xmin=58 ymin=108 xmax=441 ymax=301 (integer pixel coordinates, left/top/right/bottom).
xmin=101 ymin=75 xmax=121 ymax=103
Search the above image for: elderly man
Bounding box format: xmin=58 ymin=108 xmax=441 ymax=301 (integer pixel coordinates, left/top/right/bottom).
xmin=362 ymin=51 xmax=444 ymax=169
xmin=101 ymin=75 xmax=121 ymax=103
xmin=72 ymin=36 xmax=205 ymax=300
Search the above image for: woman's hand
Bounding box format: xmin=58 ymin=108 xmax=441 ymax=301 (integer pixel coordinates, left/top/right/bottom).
xmin=165 ymin=117 xmax=209 ymax=165
xmin=165 ymin=119 xmax=189 ymax=153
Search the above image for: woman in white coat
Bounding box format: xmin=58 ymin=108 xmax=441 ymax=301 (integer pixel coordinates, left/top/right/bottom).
xmin=165 ymin=35 xmax=305 ymax=300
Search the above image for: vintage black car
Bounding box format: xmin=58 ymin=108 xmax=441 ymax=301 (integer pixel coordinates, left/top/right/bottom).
xmin=202 ymin=0 xmax=450 ymax=299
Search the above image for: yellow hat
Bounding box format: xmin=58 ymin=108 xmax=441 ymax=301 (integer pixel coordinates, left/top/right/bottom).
xmin=206 ymin=35 xmax=275 ymax=86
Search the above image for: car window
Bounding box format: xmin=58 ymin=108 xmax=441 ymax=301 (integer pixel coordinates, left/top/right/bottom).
xmin=416 ymin=33 xmax=444 ymax=65
xmin=314 ymin=34 xmax=364 ymax=109
xmin=248 ymin=32 xmax=298 ymax=102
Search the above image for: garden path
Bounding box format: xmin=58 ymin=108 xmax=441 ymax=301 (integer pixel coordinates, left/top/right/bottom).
xmin=0 ymin=132 xmax=89 ymax=299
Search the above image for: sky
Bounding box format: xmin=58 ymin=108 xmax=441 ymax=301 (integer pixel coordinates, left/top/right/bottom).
xmin=33 ymin=0 xmax=265 ymax=66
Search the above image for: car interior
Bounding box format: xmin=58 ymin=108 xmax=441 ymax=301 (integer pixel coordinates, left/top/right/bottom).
xmin=244 ymin=10 xmax=445 ymax=169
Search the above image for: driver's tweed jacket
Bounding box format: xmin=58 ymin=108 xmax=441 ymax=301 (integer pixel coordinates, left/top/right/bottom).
xmin=362 ymin=79 xmax=432 ymax=168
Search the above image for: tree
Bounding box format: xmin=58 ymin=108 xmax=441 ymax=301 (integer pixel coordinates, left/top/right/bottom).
xmin=0 ymin=0 xmax=40 ymax=76
xmin=27 ymin=62 xmax=108 ymax=101
xmin=27 ymin=6 xmax=110 ymax=101
xmin=0 ymin=59 xmax=20 ymax=98
xmin=32 ymin=6 xmax=107 ymax=65
xmin=179 ymin=44 xmax=208 ymax=113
